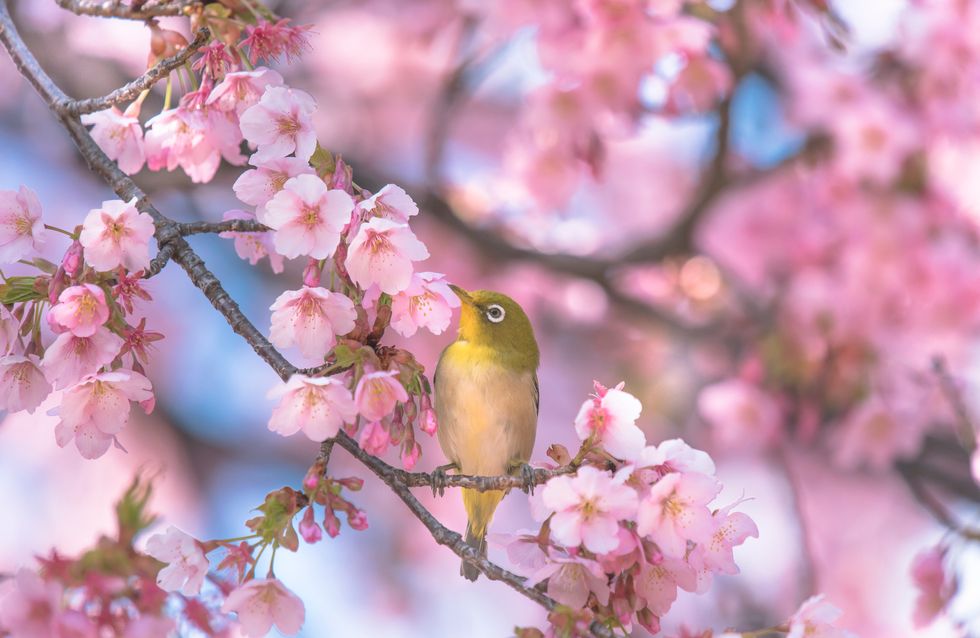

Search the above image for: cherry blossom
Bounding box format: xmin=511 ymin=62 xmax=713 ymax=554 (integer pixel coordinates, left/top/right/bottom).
xmin=0 ymin=355 xmax=51 ymax=414
xmin=345 ymin=217 xmax=430 ymax=294
xmin=144 ymin=106 xmax=218 ymax=184
xmin=633 ymin=556 xmax=697 ymax=616
xmin=910 ymin=546 xmax=955 ymax=628
xmin=80 ymin=100 xmax=146 ymax=175
xmin=526 ymin=552 xmax=611 ymax=609
xmin=264 ymin=175 xmax=354 ymax=259
xmin=636 ymin=472 xmax=721 ymax=558
xmin=219 ymin=210 xmax=284 ymax=273
xmin=41 ymin=327 xmax=124 ymax=390
xmin=239 ymin=86 xmax=318 ymax=163
xmin=358 ymin=419 xmax=390 ymax=456
xmin=697 ymin=378 xmax=782 ymax=452
xmin=540 ymin=466 xmax=638 ymax=554
xmin=268 ymin=286 xmax=357 ymax=360
xmin=354 ymin=370 xmax=408 ymax=422
xmin=52 ymin=370 xmax=153 ymax=459
xmin=787 ymin=595 xmax=855 ymax=638
xmin=79 ymin=198 xmax=155 ymax=272
xmin=144 ymin=526 xmax=209 ymax=596
xmin=389 ymin=272 xmax=461 ymax=337
xmin=220 ymin=578 xmax=305 ymax=638
xmin=360 ymin=184 xmax=419 ymax=223
xmin=638 ymin=439 xmax=716 ymax=477
xmin=692 ymin=503 xmax=759 ymax=581
xmin=233 ymin=156 xmax=313 ymax=211
xmin=0 ymin=185 xmax=45 ymax=264
xmin=574 ymin=383 xmax=646 ymax=461
xmin=0 ymin=569 xmax=95 ymax=638
xmin=48 ymin=284 xmax=110 ymax=338
xmin=267 ymin=375 xmax=357 ymax=442
xmin=242 ymin=19 xmax=312 ymax=65
xmin=207 ymin=68 xmax=284 ymax=116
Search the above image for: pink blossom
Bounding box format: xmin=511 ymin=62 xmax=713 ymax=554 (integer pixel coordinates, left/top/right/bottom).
xmin=636 ymin=472 xmax=721 ymax=558
xmin=574 ymin=384 xmax=646 ymax=461
xmin=264 ymin=175 xmax=354 ymax=259
xmin=698 ymin=379 xmax=782 ymax=452
xmin=0 ymin=355 xmax=51 ymax=414
xmin=633 ymin=556 xmax=697 ymax=616
xmin=911 ymin=546 xmax=955 ymax=628
xmin=0 ymin=185 xmax=45 ymax=264
xmin=239 ymin=86 xmax=317 ymax=163
xmin=80 ymin=100 xmax=145 ymax=175
xmin=79 ymin=198 xmax=155 ymax=272
xmin=345 ymin=217 xmax=430 ymax=294
xmin=219 ymin=210 xmax=284 ymax=273
xmin=207 ymin=68 xmax=284 ymax=116
xmin=267 ymin=375 xmax=357 ymax=442
xmin=144 ymin=107 xmax=219 ymax=184
xmin=541 ymin=466 xmax=638 ymax=554
xmin=52 ymin=370 xmax=153 ymax=459
xmin=269 ymin=286 xmax=357 ymax=360
xmin=358 ymin=420 xmax=390 ymax=455
xmin=144 ymin=526 xmax=209 ymax=596
xmin=242 ymin=19 xmax=312 ymax=65
xmin=638 ymin=439 xmax=716 ymax=476
xmin=695 ymin=504 xmax=759 ymax=577
xmin=41 ymin=327 xmax=124 ymax=390
xmin=193 ymin=41 xmax=237 ymax=79
xmin=360 ymin=184 xmax=418 ymax=223
xmin=233 ymin=156 xmax=313 ymax=211
xmin=0 ymin=569 xmax=96 ymax=638
xmin=389 ymin=272 xmax=461 ymax=337
xmin=787 ymin=595 xmax=855 ymax=638
xmin=354 ymin=370 xmax=408 ymax=421
xmin=220 ymin=578 xmax=305 ymax=637
xmin=48 ymin=284 xmax=110 ymax=338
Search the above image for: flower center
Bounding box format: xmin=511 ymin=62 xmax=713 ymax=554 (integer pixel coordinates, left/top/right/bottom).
xmin=366 ymin=231 xmax=392 ymax=256
xmin=270 ymin=171 xmax=290 ymax=192
xmin=301 ymin=204 xmax=320 ymax=228
xmin=276 ymin=114 xmax=300 ymax=136
xmin=13 ymin=214 xmax=32 ymax=236
xmin=77 ymin=293 xmax=97 ymax=320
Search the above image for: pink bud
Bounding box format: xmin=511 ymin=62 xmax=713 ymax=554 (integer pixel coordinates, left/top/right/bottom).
xmin=636 ymin=608 xmax=660 ymax=635
xmin=302 ymin=258 xmax=322 ymax=287
xmin=328 ymin=156 xmax=353 ymax=194
xmin=323 ymin=509 xmax=341 ymax=538
xmin=348 ymin=509 xmax=368 ymax=531
xmin=358 ymin=420 xmax=390 ymax=456
xmin=420 ymin=408 xmax=438 ymax=436
xmin=401 ymin=442 xmax=421 ymax=470
xmin=337 ymin=477 xmax=363 ymax=491
xmin=62 ymin=241 xmax=83 ymax=278
xmin=299 ymin=507 xmax=322 ymax=544
xmin=593 ymin=379 xmax=609 ymax=398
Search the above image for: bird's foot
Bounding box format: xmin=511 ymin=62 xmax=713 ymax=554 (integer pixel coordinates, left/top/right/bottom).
xmin=431 ymin=462 xmax=458 ymax=498
xmin=510 ymin=461 xmax=537 ymax=495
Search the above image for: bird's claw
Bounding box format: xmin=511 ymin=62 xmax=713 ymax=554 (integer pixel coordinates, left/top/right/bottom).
xmin=431 ymin=463 xmax=457 ymax=498
xmin=515 ymin=462 xmax=536 ymax=495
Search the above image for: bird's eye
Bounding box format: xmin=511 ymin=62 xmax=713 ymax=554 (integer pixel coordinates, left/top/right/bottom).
xmin=485 ymin=304 xmax=506 ymax=323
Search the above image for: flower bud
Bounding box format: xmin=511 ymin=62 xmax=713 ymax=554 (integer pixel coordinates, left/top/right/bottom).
xmin=323 ymin=508 xmax=341 ymax=538
xmin=302 ymin=258 xmax=322 ymax=288
xmin=347 ymin=509 xmax=368 ymax=531
xmin=299 ymin=507 xmax=322 ymax=544
xmin=61 ymin=240 xmax=83 ymax=278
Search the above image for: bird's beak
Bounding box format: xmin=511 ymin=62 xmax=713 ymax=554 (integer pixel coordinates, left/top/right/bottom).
xmin=449 ymin=284 xmax=473 ymax=305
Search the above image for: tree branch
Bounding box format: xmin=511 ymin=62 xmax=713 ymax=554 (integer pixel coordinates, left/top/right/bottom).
xmin=65 ymin=27 xmax=211 ymax=116
xmin=55 ymin=0 xmax=199 ymax=20
xmin=179 ymin=219 xmax=270 ymax=236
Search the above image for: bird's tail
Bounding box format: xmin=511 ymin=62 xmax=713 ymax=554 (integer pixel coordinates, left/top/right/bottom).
xmin=461 ymin=487 xmax=504 ymax=581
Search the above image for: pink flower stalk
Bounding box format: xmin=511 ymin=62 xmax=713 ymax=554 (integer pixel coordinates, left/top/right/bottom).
xmin=299 ymin=507 xmax=322 ymax=544
xmin=574 ymin=384 xmax=646 ymax=461
xmin=636 ymin=472 xmax=721 ymax=558
xmin=267 ymin=375 xmax=357 ymax=442
xmin=638 ymin=439 xmax=716 ymax=477
xmin=233 ymin=156 xmax=313 ymax=211
xmin=389 ymin=272 xmax=461 ymax=337
xmin=911 ymin=546 xmax=956 ymax=628
xmin=0 ymin=355 xmax=51 ymax=414
xmin=269 ymin=286 xmax=357 ymax=360
xmin=207 ymin=68 xmax=284 ymax=116
xmin=541 ymin=466 xmax=638 ymax=554
xmin=633 ymin=556 xmax=697 ymax=616
xmin=79 ymin=198 xmax=155 ymax=272
xmin=219 ymin=210 xmax=284 ymax=274
xmin=242 ymin=19 xmax=312 ymax=64
xmin=52 ymin=370 xmax=153 ymax=459
xmin=0 ymin=185 xmax=45 ymax=264
xmin=239 ymin=86 xmax=318 ymax=163
xmin=354 ymin=370 xmax=408 ymax=421
xmin=345 ymin=217 xmax=430 ymax=295
xmin=264 ymin=175 xmax=354 ymax=259
xmin=144 ymin=526 xmax=210 ymax=596
xmin=220 ymin=578 xmax=305 ymax=638
xmin=48 ymin=284 xmax=110 ymax=338
xmin=358 ymin=419 xmax=390 ymax=455
xmin=80 ymin=100 xmax=146 ymax=175
xmin=0 ymin=569 xmax=96 ymax=638
xmin=41 ymin=327 xmax=124 ymax=390
xmin=360 ymin=184 xmax=419 ymax=223
xmin=787 ymin=595 xmax=855 ymax=638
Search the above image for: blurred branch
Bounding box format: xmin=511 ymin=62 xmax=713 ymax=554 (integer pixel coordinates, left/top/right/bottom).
xmin=65 ymin=27 xmax=210 ymax=116
xmin=896 ymin=459 xmax=980 ymax=542
xmin=54 ymin=0 xmax=199 ymax=20
xmin=178 ymin=219 xmax=269 ymax=235
xmin=0 ymin=9 xmax=612 ymax=632
xmin=932 ymin=355 xmax=978 ymax=451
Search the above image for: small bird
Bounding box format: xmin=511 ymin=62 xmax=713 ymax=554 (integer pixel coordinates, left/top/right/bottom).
xmin=434 ymin=286 xmax=539 ymax=581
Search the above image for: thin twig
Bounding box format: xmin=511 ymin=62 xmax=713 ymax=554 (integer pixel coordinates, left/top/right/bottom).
xmin=55 ymin=0 xmax=199 ymax=20
xmin=66 ymin=28 xmax=211 ymax=116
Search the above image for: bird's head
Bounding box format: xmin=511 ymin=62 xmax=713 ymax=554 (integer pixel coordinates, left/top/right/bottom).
xmin=449 ymin=285 xmax=539 ymax=371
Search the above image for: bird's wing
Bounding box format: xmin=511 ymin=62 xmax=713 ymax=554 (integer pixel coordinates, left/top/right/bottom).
xmin=532 ymin=373 xmax=539 ymax=416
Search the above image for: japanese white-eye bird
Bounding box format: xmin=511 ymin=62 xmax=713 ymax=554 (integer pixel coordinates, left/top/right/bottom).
xmin=434 ymin=286 xmax=539 ymax=581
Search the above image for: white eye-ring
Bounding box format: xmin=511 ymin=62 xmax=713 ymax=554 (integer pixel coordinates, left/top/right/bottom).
xmin=485 ymin=304 xmax=506 ymax=323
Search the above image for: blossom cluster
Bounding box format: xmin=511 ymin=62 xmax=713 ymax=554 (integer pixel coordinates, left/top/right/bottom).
xmin=500 ymin=382 xmax=758 ymax=635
